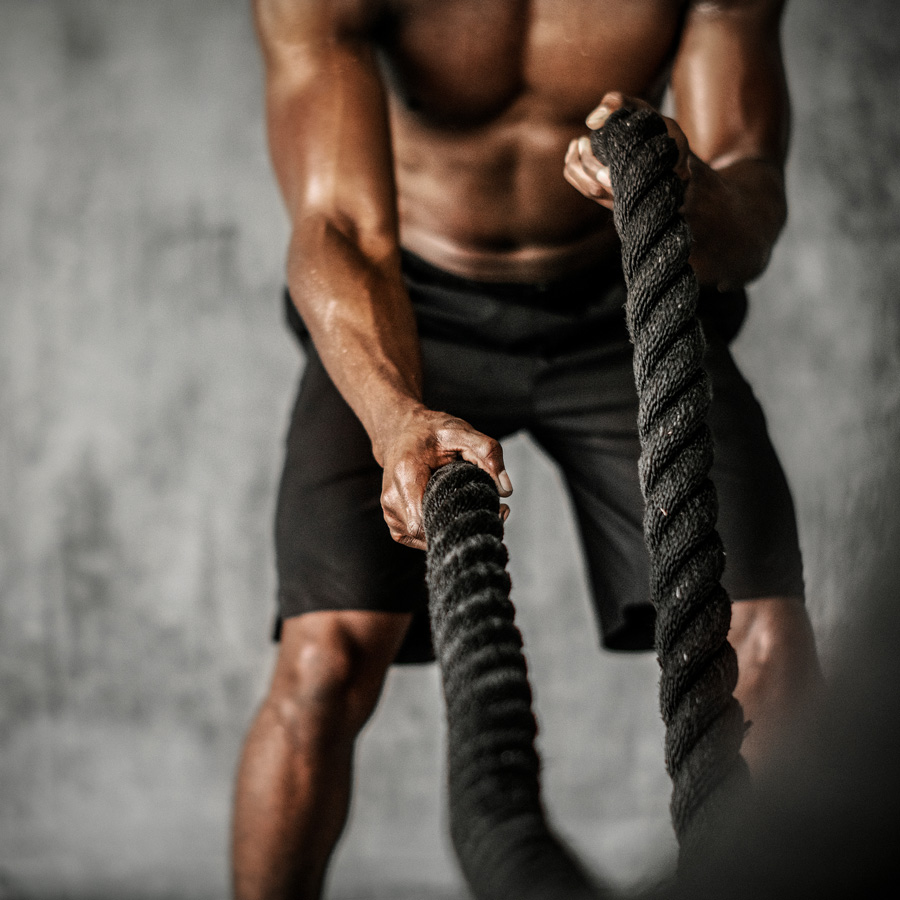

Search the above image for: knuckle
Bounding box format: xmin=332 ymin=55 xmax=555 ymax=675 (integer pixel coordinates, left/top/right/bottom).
xmin=435 ymin=419 xmax=468 ymax=446
xmin=574 ymin=178 xmax=600 ymax=198
xmin=398 ymin=531 xmax=424 ymax=550
xmin=480 ymin=438 xmax=503 ymax=464
xmin=433 ymin=422 xmax=455 ymax=444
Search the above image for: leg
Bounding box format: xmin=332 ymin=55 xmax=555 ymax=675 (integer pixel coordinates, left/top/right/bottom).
xmin=698 ymin=330 xmax=819 ymax=771
xmin=532 ymin=314 xmax=822 ymax=774
xmin=245 ymin=337 xmax=437 ymax=899
xmin=232 ymin=609 xmax=412 ymax=900
xmin=729 ymin=595 xmax=821 ymax=773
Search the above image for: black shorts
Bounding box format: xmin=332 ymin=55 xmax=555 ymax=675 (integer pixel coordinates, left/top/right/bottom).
xmin=274 ymin=251 xmax=804 ymax=661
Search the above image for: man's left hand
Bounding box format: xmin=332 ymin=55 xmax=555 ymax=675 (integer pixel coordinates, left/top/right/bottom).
xmin=563 ymin=91 xmax=692 ymax=208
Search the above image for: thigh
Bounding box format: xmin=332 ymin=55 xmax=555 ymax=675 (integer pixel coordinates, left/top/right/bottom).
xmin=704 ymin=330 xmax=805 ymax=602
xmin=275 ymin=334 xmax=534 ymax=664
xmin=531 ymin=331 xmax=655 ymax=651
xmin=274 ymin=346 xmax=431 ymax=659
xmin=418 ymin=333 xmax=538 ymax=437
xmin=531 ymin=323 xmax=805 ymax=651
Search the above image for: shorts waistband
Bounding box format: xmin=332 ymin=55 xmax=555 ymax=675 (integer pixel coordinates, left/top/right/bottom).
xmin=399 ymin=249 xmax=623 ymax=311
xmin=282 ymin=250 xmax=747 ymax=348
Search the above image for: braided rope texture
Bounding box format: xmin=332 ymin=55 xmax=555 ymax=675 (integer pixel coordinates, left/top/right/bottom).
xmin=591 ymin=108 xmax=750 ymax=854
xmin=423 ymin=461 xmax=601 ymax=900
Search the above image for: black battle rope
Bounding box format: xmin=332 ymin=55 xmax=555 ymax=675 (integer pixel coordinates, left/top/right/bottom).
xmin=421 ymin=107 xmax=751 ymax=898
xmin=423 ymin=461 xmax=601 ymax=900
xmin=590 ymin=107 xmax=750 ymax=856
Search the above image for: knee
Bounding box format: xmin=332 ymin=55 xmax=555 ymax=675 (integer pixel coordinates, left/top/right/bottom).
xmin=729 ymin=597 xmax=821 ymax=770
xmin=729 ymin=596 xmax=820 ymax=688
xmin=266 ymin=620 xmax=386 ymax=748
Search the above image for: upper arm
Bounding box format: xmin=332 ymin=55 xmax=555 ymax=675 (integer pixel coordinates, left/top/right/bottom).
xmin=670 ymin=0 xmax=790 ymax=170
xmin=253 ymin=0 xmax=398 ymax=261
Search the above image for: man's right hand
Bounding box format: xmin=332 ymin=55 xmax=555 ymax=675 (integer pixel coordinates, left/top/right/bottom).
xmin=377 ymin=406 xmax=512 ymax=551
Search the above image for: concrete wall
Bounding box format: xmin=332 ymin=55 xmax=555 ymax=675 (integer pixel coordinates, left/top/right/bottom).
xmin=1 ymin=1 xmax=898 ymax=898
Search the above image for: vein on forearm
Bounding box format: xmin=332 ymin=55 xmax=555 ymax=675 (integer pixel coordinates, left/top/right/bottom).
xmin=287 ymin=217 xmax=424 ymax=450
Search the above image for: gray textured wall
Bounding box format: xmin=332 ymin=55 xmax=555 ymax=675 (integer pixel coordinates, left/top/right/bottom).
xmin=1 ymin=2 xmax=898 ymax=898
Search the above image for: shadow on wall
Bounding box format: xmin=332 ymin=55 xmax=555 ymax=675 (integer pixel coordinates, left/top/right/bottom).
xmin=634 ymin=509 xmax=900 ymax=900
xmin=636 ymin=506 xmax=900 ymax=900
xmin=658 ymin=571 xmax=900 ymax=898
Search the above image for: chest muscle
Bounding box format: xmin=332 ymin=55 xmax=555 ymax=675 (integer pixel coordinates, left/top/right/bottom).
xmin=381 ymin=0 xmax=686 ymax=126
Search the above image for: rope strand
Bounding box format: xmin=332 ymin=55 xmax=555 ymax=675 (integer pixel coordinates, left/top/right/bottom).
xmin=591 ymin=107 xmax=750 ymax=854
xmin=422 ymin=107 xmax=750 ymax=899
xmin=423 ymin=462 xmax=601 ymax=900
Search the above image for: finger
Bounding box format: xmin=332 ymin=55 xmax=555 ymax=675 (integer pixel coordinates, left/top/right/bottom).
xmin=564 ymin=167 xmax=614 ymax=209
xmin=446 ymin=429 xmax=512 ymax=497
xmin=587 ymin=91 xmax=658 ymax=129
xmin=564 ymin=140 xmax=601 ymax=194
xmin=403 ymin=515 xmax=427 ymax=549
xmin=586 ymin=91 xmax=628 ymax=128
xmin=499 ymin=503 xmax=510 ymax=523
xmin=606 ymin=92 xmax=648 ymax=113
xmin=564 ymin=141 xmax=614 ymax=208
xmin=585 ymin=103 xmax=611 ymax=130
xmin=661 ymin=117 xmax=691 ymax=181
xmin=577 ymin=135 xmax=611 ymax=187
xmin=382 ymin=463 xmax=430 ymax=548
xmin=384 ymin=505 xmax=428 ymax=551
xmin=396 ymin=530 xmax=427 ymax=552
xmin=396 ymin=458 xmax=430 ymax=532
xmin=389 ymin=529 xmax=426 ymax=552
xmin=566 ymin=138 xmax=612 ymax=191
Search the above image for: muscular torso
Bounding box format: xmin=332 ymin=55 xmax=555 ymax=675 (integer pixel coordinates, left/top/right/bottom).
xmin=255 ymin=0 xmax=787 ymax=538
xmin=374 ymin=0 xmax=687 ymax=280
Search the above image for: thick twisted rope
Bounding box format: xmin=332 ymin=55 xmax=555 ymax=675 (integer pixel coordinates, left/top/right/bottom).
xmin=420 ymin=108 xmax=750 ymax=897
xmin=423 ymin=461 xmax=601 ymax=900
xmin=590 ymin=107 xmax=750 ymax=853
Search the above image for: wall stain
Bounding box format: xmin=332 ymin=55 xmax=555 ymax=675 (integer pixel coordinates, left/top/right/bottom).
xmin=58 ymin=1 xmax=108 ymax=66
xmin=58 ymin=450 xmax=118 ymax=678
xmin=141 ymin=211 xmax=242 ymax=317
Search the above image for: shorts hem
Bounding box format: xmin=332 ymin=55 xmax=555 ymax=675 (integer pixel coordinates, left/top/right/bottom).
xmin=276 ymin=581 xmax=424 ymax=619
xmin=726 ymin=577 xmax=806 ymax=603
xmin=273 ymin=581 xmax=435 ymax=664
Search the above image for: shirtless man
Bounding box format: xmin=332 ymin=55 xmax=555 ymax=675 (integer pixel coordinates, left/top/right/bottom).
xmin=233 ymin=2 xmax=819 ymax=897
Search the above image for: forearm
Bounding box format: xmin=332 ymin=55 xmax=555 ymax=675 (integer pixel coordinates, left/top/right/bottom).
xmin=683 ymin=154 xmax=787 ymax=290
xmin=287 ymin=216 xmax=424 ymax=463
xmin=256 ymin=0 xmax=510 ymax=548
xmin=258 ymin=10 xmax=424 ymax=462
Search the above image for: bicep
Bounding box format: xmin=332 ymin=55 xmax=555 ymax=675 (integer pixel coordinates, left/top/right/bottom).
xmin=254 ymin=0 xmax=399 ymax=260
xmin=670 ymin=0 xmax=790 ymax=169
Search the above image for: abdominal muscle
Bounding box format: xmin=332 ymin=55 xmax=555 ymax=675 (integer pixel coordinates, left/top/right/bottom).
xmin=392 ymin=99 xmax=622 ymax=283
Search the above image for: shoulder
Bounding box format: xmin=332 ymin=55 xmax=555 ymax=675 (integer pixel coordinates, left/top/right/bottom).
xmin=253 ymin=0 xmax=390 ymax=44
